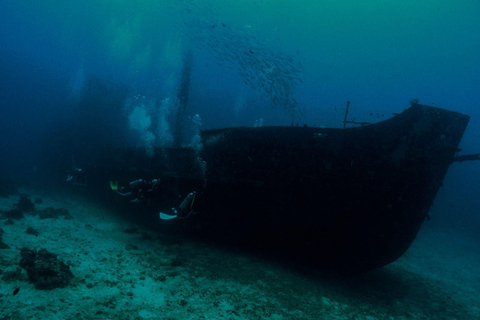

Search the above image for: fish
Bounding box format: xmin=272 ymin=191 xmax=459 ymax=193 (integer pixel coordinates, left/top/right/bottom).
xmin=13 ymin=287 xmax=20 ymax=296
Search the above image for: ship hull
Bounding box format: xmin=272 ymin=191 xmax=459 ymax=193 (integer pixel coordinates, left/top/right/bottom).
xmin=90 ymin=104 xmax=469 ymax=272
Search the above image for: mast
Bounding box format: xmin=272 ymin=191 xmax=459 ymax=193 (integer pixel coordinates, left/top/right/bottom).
xmin=173 ymin=50 xmax=194 ymax=148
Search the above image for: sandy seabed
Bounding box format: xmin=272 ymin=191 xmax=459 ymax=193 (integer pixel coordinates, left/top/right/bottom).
xmin=0 ymin=190 xmax=479 ymax=320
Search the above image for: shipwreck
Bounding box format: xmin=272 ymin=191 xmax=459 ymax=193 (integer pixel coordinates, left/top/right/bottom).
xmin=86 ymin=102 xmax=470 ymax=272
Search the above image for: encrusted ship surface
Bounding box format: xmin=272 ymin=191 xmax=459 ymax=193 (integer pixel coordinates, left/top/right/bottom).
xmin=89 ymin=103 xmax=469 ymax=272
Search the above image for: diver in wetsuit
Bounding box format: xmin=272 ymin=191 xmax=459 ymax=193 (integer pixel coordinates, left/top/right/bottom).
xmin=66 ymin=166 xmax=86 ymax=186
xmin=159 ymin=191 xmax=198 ymax=220
xmin=116 ymin=179 xmax=161 ymax=205
xmin=116 ymin=178 xmax=199 ymax=220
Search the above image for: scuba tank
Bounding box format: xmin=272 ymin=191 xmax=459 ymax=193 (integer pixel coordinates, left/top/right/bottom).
xmin=179 ymin=192 xmax=196 ymax=211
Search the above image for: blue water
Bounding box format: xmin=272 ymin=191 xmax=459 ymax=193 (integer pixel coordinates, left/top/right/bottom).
xmin=1 ymin=0 xmax=479 ymax=279
xmin=1 ymin=1 xmax=480 ymax=318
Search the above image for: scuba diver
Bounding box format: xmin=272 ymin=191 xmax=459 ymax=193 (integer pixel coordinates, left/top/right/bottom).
xmin=66 ymin=166 xmax=86 ymax=186
xmin=116 ymin=179 xmax=161 ymax=205
xmin=115 ymin=178 xmax=199 ymax=220
xmin=159 ymin=191 xmax=198 ymax=220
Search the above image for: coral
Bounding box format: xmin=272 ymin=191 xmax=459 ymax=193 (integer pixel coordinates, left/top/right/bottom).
xmin=19 ymin=248 xmax=74 ymax=290
xmin=1 ymin=209 xmax=24 ymax=220
xmin=0 ymin=228 xmax=9 ymax=249
xmin=16 ymin=196 xmax=35 ymax=213
xmin=26 ymin=227 xmax=40 ymax=237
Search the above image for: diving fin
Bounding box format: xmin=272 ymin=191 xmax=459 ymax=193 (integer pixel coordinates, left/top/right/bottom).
xmin=116 ymin=191 xmax=132 ymax=196
xmin=159 ymin=208 xmax=195 ymax=220
xmin=110 ymin=181 xmax=119 ymax=191
xmin=160 ymin=212 xmax=178 ymax=220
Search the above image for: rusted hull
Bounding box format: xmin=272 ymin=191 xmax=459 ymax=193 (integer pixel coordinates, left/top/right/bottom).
xmin=195 ymin=104 xmax=469 ymax=271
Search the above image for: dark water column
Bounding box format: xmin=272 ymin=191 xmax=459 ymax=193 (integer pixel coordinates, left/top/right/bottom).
xmin=173 ymin=50 xmax=194 ymax=148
